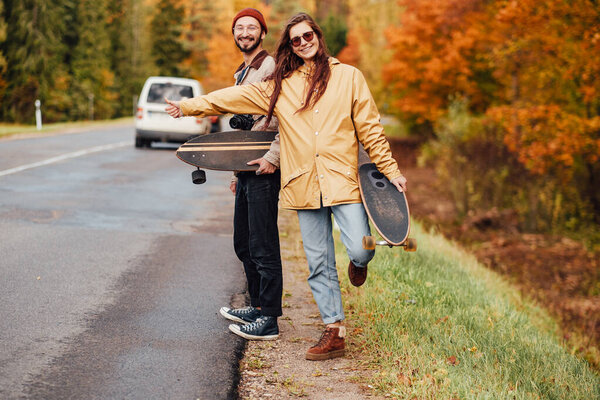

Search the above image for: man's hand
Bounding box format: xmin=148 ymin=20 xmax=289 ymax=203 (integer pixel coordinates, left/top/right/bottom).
xmin=391 ymin=175 xmax=407 ymax=192
xmin=165 ymin=98 xmax=183 ymax=118
xmin=230 ymin=181 xmax=237 ymax=194
xmin=247 ymin=158 xmax=276 ymax=175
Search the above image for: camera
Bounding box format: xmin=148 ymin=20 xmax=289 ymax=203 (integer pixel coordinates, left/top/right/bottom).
xmin=229 ymin=114 xmax=255 ymax=130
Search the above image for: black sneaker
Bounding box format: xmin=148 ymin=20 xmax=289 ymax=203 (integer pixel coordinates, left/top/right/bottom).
xmin=219 ymin=306 xmax=261 ymax=324
xmin=229 ymin=316 xmax=279 ymax=340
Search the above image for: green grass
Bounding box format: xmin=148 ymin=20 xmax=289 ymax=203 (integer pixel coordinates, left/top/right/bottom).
xmin=336 ymin=222 xmax=600 ymax=399
xmin=383 ymin=123 xmax=410 ymax=138
xmin=0 ymin=117 xmax=133 ymax=139
xmin=381 ymin=114 xmax=409 ymax=138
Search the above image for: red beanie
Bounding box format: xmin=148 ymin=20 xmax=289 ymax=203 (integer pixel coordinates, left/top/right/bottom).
xmin=232 ymin=8 xmax=268 ymax=34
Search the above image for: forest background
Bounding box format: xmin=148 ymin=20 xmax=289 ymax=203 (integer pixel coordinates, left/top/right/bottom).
xmin=0 ymin=0 xmax=599 ymax=242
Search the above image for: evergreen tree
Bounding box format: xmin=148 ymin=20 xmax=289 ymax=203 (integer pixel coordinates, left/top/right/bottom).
xmin=151 ymin=0 xmax=188 ymax=76
xmin=0 ymin=0 xmax=7 ymax=108
xmin=69 ymin=0 xmax=115 ymax=120
xmin=318 ymin=13 xmax=347 ymax=56
xmin=2 ymin=0 xmax=68 ymax=122
xmin=44 ymin=0 xmax=77 ymax=122
xmin=181 ymin=1 xmax=216 ymax=80
xmin=107 ymin=0 xmax=156 ymax=117
xmin=263 ymin=0 xmax=308 ymax=50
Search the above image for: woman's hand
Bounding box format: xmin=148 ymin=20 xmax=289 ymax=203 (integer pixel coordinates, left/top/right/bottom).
xmin=391 ymin=175 xmax=407 ymax=192
xmin=165 ymin=98 xmax=183 ymax=118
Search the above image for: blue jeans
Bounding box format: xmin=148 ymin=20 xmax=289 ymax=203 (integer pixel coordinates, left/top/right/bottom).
xmin=297 ymin=202 xmax=374 ymax=324
xmin=234 ymin=171 xmax=282 ymax=317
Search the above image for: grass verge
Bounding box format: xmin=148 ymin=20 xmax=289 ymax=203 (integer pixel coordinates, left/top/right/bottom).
xmin=0 ymin=117 xmax=133 ymax=139
xmin=336 ymin=221 xmax=600 ymax=399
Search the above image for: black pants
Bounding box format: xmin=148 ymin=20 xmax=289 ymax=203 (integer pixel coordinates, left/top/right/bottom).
xmin=233 ymin=171 xmax=282 ymax=317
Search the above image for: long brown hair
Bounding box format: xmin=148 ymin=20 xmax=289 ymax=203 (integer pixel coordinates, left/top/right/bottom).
xmin=264 ymin=13 xmax=331 ymax=127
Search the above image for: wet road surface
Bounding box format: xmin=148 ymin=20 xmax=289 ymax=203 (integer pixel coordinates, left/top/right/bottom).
xmin=0 ymin=124 xmax=247 ymax=399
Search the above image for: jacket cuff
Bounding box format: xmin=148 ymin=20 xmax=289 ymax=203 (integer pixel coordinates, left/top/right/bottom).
xmin=388 ymin=170 xmax=404 ymax=181
xmin=263 ymin=152 xmax=280 ymax=168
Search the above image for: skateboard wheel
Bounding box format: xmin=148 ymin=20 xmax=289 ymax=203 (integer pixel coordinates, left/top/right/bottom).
xmin=404 ymin=238 xmax=417 ymax=252
xmin=192 ymin=168 xmax=206 ymax=184
xmin=362 ymin=235 xmax=376 ymax=250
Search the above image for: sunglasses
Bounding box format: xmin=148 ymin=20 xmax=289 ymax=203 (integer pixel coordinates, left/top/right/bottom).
xmin=290 ymin=31 xmax=315 ymax=47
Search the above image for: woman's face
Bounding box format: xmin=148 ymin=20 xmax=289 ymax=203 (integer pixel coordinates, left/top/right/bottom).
xmin=289 ymin=21 xmax=318 ymax=62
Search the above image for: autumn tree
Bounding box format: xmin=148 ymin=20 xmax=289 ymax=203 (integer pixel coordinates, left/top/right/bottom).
xmin=202 ymin=1 xmax=246 ymax=92
xmin=383 ymin=0 xmax=491 ymax=133
xmin=483 ymin=0 xmax=600 ymax=223
xmin=337 ymin=0 xmax=400 ymax=109
xmin=385 ymin=0 xmax=600 ymax=228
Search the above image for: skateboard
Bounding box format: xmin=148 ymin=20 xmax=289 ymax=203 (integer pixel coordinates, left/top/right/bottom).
xmin=176 ymin=130 xmax=277 ymax=184
xmin=358 ymin=162 xmax=417 ymax=251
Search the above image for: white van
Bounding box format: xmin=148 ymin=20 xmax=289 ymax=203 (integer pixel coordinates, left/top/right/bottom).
xmin=135 ymin=76 xmax=211 ymax=148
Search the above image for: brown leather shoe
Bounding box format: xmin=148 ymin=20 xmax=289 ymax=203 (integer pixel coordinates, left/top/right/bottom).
xmin=348 ymin=261 xmax=367 ymax=287
xmin=306 ymin=326 xmax=346 ymax=361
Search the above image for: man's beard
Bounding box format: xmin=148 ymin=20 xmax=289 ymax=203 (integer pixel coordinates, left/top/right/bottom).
xmin=235 ymin=37 xmax=261 ymax=54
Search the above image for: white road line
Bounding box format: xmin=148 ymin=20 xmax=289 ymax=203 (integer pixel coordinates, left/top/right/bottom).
xmin=0 ymin=141 xmax=132 ymax=177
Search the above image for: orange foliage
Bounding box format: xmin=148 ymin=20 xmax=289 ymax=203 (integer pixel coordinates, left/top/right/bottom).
xmin=384 ymin=0 xmax=600 ymax=175
xmin=203 ymin=25 xmax=242 ymax=92
xmin=482 ymin=0 xmax=600 ymax=175
xmin=336 ymin=28 xmax=360 ymax=67
xmin=383 ymin=0 xmax=487 ymax=122
xmin=188 ymin=1 xmax=289 ymax=92
xmin=487 ymin=105 xmax=599 ymax=176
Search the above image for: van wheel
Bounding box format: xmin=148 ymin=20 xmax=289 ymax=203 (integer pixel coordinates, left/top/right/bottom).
xmin=135 ymin=137 xmax=148 ymax=148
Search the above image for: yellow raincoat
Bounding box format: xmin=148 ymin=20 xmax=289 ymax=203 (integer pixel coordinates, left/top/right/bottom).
xmin=180 ymin=58 xmax=403 ymax=210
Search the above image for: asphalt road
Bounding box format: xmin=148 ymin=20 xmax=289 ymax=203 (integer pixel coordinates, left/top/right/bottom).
xmin=0 ymin=124 xmax=247 ymax=399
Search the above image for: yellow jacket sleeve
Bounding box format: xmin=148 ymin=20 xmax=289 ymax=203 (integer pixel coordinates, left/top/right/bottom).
xmin=351 ymin=68 xmax=403 ymax=181
xmin=180 ymin=82 xmax=271 ymax=117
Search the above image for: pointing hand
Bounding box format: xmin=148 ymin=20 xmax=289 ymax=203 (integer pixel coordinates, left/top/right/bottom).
xmin=165 ymin=98 xmax=183 ymax=118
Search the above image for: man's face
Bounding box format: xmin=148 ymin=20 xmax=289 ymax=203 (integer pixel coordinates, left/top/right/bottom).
xmin=233 ymin=16 xmax=265 ymax=53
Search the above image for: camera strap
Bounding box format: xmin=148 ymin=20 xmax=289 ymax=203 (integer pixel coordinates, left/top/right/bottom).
xmin=234 ymin=64 xmax=264 ymax=125
xmin=235 ymin=65 xmax=251 ymax=86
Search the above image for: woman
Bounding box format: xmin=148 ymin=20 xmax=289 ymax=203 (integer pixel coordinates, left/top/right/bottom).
xmin=166 ymin=13 xmax=407 ymax=361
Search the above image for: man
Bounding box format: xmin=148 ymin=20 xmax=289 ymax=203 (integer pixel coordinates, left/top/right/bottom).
xmin=218 ymin=8 xmax=282 ymax=341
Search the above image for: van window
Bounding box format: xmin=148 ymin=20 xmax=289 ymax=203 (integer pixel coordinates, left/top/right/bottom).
xmin=146 ymin=83 xmax=194 ymax=104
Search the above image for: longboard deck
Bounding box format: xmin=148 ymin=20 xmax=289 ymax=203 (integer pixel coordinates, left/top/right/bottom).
xmin=176 ymin=130 xmax=277 ymax=171
xmin=358 ymin=162 xmax=410 ymax=246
